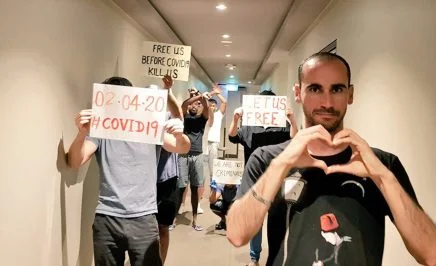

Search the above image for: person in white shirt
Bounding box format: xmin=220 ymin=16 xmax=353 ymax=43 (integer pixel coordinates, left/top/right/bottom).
xmin=207 ymin=84 xmax=227 ymax=179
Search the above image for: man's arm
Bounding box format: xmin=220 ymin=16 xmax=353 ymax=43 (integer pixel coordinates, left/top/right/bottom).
xmin=380 ymin=172 xmax=436 ymax=265
xmin=211 ymin=84 xmax=227 ymax=114
xmin=227 ymin=125 xmax=332 ymax=247
xmin=217 ymin=93 xmax=227 ymax=114
xmin=199 ymin=92 xmax=210 ymax=120
xmin=162 ymin=118 xmax=191 ymax=154
xmin=286 ymin=108 xmax=298 ymax=138
xmin=162 ymin=75 xmax=183 ymax=119
xmin=67 ymin=110 xmax=97 ymax=169
xmin=228 ymin=107 xmax=242 ymax=138
xmin=227 ymin=152 xmax=288 ymax=246
xmin=330 ymin=129 xmax=436 ymax=266
xmin=181 ymin=88 xmax=202 ymax=115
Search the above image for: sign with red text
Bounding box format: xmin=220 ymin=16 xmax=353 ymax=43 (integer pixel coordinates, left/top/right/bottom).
xmin=89 ymin=83 xmax=168 ymax=144
xmin=213 ymin=159 xmax=244 ymax=185
xmin=141 ymin=41 xmax=191 ymax=81
xmin=242 ymin=95 xmax=287 ymax=127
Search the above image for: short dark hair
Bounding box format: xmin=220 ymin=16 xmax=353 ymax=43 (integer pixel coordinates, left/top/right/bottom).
xmin=208 ymin=98 xmax=217 ymax=104
xmin=298 ymin=52 xmax=351 ymax=86
xmin=102 ymin=76 xmax=133 ymax=87
xmin=259 ymin=90 xmax=276 ymax=96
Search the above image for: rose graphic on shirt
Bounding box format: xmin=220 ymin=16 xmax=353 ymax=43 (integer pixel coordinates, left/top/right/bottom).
xmin=312 ymin=213 xmax=352 ymax=266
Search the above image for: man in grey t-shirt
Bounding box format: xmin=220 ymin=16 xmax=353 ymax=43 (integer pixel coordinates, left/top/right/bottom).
xmin=68 ymin=77 xmax=190 ymax=266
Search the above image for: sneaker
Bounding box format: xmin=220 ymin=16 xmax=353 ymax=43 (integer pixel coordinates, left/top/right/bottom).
xmin=214 ymin=220 xmax=226 ymax=230
xmin=168 ymin=224 xmax=176 ymax=231
xmin=197 ymin=204 xmax=204 ymax=214
xmin=192 ymin=224 xmax=204 ymax=231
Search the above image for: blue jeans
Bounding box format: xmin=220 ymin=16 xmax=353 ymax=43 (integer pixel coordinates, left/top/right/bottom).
xmin=250 ymin=228 xmax=262 ymax=262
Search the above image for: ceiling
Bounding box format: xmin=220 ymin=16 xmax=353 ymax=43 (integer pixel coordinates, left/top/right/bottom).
xmin=113 ymin=0 xmax=331 ymax=87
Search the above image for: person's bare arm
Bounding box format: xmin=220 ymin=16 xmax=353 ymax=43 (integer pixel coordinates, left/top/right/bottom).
xmin=181 ymin=88 xmax=202 ymax=115
xmin=200 ymin=92 xmax=210 ymax=120
xmin=227 ymin=125 xmax=331 ymax=246
xmin=228 ymin=107 xmax=242 ymax=137
xmin=162 ymin=118 xmax=191 ymax=154
xmin=330 ymin=129 xmax=436 ymax=266
xmin=67 ymin=109 xmax=97 ymax=169
xmin=162 ymin=75 xmax=183 ymax=119
xmin=286 ymin=108 xmax=298 ymax=138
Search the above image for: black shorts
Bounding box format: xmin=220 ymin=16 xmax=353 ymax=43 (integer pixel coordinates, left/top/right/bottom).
xmin=156 ymin=177 xmax=178 ymax=226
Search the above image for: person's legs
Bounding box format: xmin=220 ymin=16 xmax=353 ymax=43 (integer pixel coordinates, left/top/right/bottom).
xmin=156 ymin=177 xmax=178 ymax=263
xmin=249 ymin=229 xmax=262 ymax=263
xmin=209 ymin=199 xmax=227 ymax=230
xmin=208 ymin=141 xmax=219 ymax=179
xmin=126 ymin=214 xmax=162 ymax=266
xmin=189 ymin=153 xmax=204 ymax=230
xmin=158 ymin=225 xmax=169 ymax=262
xmin=92 ymin=214 xmax=126 ymax=266
xmin=178 ymin=187 xmax=188 ymax=214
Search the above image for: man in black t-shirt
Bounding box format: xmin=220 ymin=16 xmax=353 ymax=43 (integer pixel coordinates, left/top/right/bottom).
xmin=226 ymin=52 xmax=436 ymax=266
xmin=175 ymin=87 xmax=214 ymax=231
xmin=228 ymin=90 xmax=298 ymax=266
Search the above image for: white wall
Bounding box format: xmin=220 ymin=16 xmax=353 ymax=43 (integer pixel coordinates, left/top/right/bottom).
xmin=0 ymin=1 xmax=207 ymax=265
xmin=263 ymin=0 xmax=436 ymax=265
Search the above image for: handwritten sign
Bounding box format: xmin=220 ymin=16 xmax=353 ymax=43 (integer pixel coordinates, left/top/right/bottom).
xmin=90 ymin=83 xmax=168 ymax=144
xmin=242 ymin=95 xmax=287 ymax=127
xmin=213 ymin=159 xmax=244 ymax=184
xmin=141 ymin=41 xmax=191 ymax=81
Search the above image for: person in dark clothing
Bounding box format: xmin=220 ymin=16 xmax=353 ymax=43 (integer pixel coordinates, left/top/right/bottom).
xmin=227 ymin=52 xmax=436 ymax=266
xmin=228 ymin=90 xmax=298 ymax=266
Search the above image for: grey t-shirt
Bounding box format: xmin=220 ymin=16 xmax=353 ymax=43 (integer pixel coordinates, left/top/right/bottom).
xmin=87 ymin=137 xmax=159 ymax=218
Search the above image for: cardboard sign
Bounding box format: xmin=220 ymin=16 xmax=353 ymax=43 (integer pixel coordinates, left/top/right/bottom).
xmin=212 ymin=159 xmax=244 ymax=184
xmin=90 ymin=83 xmax=168 ymax=144
xmin=242 ymin=95 xmax=287 ymax=127
xmin=141 ymin=41 xmax=191 ymax=81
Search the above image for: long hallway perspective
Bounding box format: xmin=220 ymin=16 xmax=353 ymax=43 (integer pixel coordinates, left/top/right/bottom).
xmin=1 ymin=1 xmax=436 ymax=266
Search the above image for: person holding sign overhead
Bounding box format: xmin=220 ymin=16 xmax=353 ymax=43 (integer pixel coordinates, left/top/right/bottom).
xmin=68 ymin=77 xmax=190 ymax=266
xmin=174 ymin=86 xmax=214 ymax=231
xmin=228 ymin=90 xmax=298 ymax=266
xmin=155 ymin=75 xmax=185 ymax=263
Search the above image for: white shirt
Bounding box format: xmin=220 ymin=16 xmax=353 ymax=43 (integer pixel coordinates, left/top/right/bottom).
xmin=208 ymin=111 xmax=224 ymax=143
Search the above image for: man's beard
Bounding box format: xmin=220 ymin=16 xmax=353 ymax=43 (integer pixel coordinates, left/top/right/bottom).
xmin=189 ymin=109 xmax=197 ymax=116
xmin=303 ymin=106 xmax=345 ymax=133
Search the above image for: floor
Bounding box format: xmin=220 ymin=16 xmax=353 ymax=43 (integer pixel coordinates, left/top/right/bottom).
xmin=164 ymin=157 xmax=268 ymax=266
xmin=164 ymin=196 xmax=268 ymax=266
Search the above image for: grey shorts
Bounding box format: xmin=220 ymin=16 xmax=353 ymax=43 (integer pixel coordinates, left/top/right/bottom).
xmin=177 ymin=153 xmax=204 ymax=188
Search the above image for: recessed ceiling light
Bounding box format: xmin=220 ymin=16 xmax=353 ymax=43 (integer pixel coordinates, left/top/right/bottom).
xmin=221 ymin=40 xmax=232 ymax=44
xmin=216 ymin=4 xmax=227 ymax=11
xmin=225 ymin=54 xmax=231 ymax=58
xmin=248 ymin=81 xmax=252 ymax=84
xmin=230 ymin=75 xmax=234 ymax=78
xmin=222 ymin=34 xmax=230 ymax=39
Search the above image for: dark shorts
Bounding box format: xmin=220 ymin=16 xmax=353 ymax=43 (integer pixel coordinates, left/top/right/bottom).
xmin=93 ymin=213 xmax=162 ymax=266
xmin=156 ymin=177 xmax=178 ymax=226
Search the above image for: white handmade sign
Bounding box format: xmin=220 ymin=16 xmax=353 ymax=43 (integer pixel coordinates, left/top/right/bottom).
xmin=141 ymin=41 xmax=191 ymax=81
xmin=213 ymin=159 xmax=244 ymax=184
xmin=242 ymin=95 xmax=287 ymax=127
xmin=90 ymin=83 xmax=168 ymax=144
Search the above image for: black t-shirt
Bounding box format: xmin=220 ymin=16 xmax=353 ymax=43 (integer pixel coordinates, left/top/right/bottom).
xmin=183 ymin=114 xmax=207 ymax=153
xmin=236 ymin=140 xmax=419 ymax=266
xmin=228 ymin=123 xmax=291 ymax=164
